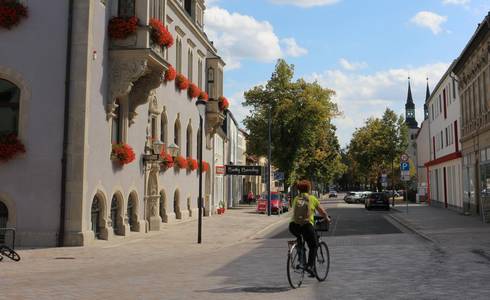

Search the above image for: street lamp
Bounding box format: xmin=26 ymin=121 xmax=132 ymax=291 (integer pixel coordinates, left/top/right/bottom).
xmin=196 ymin=99 xmax=207 ymax=244
xmin=167 ymin=143 xmax=180 ymax=158
xmin=152 ymin=140 xmax=164 ymax=157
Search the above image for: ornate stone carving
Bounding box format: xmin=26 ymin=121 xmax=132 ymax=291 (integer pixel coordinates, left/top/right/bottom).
xmin=128 ymin=69 xmax=163 ymax=123
xmin=108 ymin=57 xmax=149 ymax=120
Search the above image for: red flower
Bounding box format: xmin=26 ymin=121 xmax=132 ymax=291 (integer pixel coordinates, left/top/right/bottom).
xmin=200 ymin=161 xmax=210 ymax=173
xmin=149 ymin=18 xmax=174 ymax=48
xmin=188 ymin=83 xmax=201 ymax=99
xmin=0 ymin=133 xmax=25 ymax=162
xmin=0 ymin=1 xmax=28 ymax=29
xmin=218 ymin=96 xmax=230 ymax=111
xmin=187 ymin=157 xmax=198 ymax=171
xmin=164 ymin=65 xmax=177 ymax=81
xmin=175 ymin=74 xmax=189 ymax=91
xmin=198 ymin=91 xmax=209 ymax=101
xmin=159 ymin=151 xmax=174 ymax=170
xmin=175 ymin=155 xmax=188 ymax=169
xmin=111 ymin=143 xmax=136 ymax=165
xmin=108 ymin=16 xmax=138 ymax=39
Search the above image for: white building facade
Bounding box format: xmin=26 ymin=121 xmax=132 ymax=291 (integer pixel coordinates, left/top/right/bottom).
xmin=0 ymin=0 xmax=229 ymax=247
xmin=426 ymin=63 xmax=463 ymax=211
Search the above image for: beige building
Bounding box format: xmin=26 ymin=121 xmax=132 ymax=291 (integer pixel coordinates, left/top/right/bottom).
xmin=454 ymin=13 xmax=490 ymax=221
xmin=0 ymin=0 xmax=230 ymax=247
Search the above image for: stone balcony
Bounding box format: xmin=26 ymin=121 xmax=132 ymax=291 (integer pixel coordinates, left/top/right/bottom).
xmin=107 ymin=4 xmax=170 ymax=123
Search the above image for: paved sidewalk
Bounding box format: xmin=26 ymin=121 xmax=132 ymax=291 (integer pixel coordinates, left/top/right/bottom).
xmin=389 ymin=203 xmax=490 ymax=247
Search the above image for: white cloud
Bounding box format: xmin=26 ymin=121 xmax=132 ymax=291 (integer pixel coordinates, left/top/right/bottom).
xmin=410 ymin=11 xmax=448 ymax=35
xmin=269 ymin=0 xmax=341 ymax=7
xmin=305 ymin=62 xmax=450 ymax=146
xmin=442 ymin=0 xmax=470 ymax=5
xmin=339 ymin=58 xmax=368 ymax=71
xmin=204 ymin=7 xmax=283 ymax=70
xmin=281 ymin=38 xmax=308 ymax=57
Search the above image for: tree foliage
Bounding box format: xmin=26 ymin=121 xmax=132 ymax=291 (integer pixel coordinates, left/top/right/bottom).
xmin=345 ymin=108 xmax=408 ymax=190
xmin=243 ymin=60 xmax=344 ymax=188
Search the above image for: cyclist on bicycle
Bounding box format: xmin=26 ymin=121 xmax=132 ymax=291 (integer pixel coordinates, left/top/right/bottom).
xmin=289 ymin=180 xmax=331 ymax=276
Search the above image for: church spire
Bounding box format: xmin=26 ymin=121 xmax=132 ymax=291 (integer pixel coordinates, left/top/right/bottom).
xmin=425 ymin=78 xmax=431 ymax=102
xmin=405 ymin=77 xmax=418 ymax=128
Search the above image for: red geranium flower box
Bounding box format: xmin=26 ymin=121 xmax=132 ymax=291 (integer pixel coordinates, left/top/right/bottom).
xmin=188 ymin=83 xmax=201 ymax=99
xmin=111 ymin=143 xmax=136 ymax=165
xmin=187 ymin=157 xmax=198 ymax=171
xmin=218 ymin=96 xmax=230 ymax=111
xmin=198 ymin=91 xmax=209 ymax=101
xmin=175 ymin=74 xmax=189 ymax=91
xmin=160 ymin=151 xmax=174 ymax=170
xmin=0 ymin=0 xmax=28 ymax=30
xmin=108 ymin=16 xmax=138 ymax=40
xmin=175 ymin=155 xmax=188 ymax=169
xmin=149 ymin=18 xmax=174 ymax=48
xmin=200 ymin=161 xmax=209 ymax=173
xmin=164 ymin=65 xmax=177 ymax=82
xmin=0 ymin=133 xmax=25 ymax=162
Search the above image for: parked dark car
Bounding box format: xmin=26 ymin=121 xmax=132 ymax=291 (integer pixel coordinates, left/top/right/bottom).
xmin=365 ymin=192 xmax=390 ymax=210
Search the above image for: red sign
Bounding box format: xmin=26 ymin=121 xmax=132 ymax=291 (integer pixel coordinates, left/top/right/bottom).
xmin=216 ymin=165 xmax=225 ymax=175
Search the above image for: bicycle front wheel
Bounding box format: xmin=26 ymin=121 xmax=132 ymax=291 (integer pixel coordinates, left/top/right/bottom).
xmin=315 ymin=241 xmax=330 ymax=281
xmin=287 ymin=244 xmax=304 ymax=289
xmin=0 ymin=245 xmax=21 ymax=262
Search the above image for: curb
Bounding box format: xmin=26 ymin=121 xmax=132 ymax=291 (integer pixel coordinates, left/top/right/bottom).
xmin=387 ymin=213 xmax=437 ymax=244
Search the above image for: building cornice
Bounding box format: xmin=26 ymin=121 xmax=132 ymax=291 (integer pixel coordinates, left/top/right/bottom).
xmin=424 ymin=151 xmax=462 ymax=168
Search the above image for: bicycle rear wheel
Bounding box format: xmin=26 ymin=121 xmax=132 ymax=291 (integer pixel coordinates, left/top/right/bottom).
xmin=315 ymin=241 xmax=330 ymax=281
xmin=287 ymin=244 xmax=304 ymax=289
xmin=0 ymin=245 xmax=21 ymax=262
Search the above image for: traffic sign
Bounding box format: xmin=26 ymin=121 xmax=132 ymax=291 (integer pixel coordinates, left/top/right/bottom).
xmin=401 ymin=174 xmax=411 ymax=182
xmin=401 ymin=153 xmax=409 ymax=162
xmin=274 ymin=172 xmax=285 ymax=181
xmin=400 ymin=162 xmax=410 ymax=171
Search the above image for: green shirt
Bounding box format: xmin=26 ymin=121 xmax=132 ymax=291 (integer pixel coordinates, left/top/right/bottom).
xmin=291 ymin=193 xmax=320 ymax=225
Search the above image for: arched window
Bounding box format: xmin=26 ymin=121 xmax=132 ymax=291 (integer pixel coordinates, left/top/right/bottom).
xmin=174 ymin=119 xmax=181 ymax=147
xmin=186 ymin=123 xmax=192 ymax=157
xmin=91 ymin=197 xmax=101 ymax=239
xmin=176 ymin=38 xmax=182 ymax=73
xmin=188 ymin=50 xmax=193 ymax=82
xmin=198 ymin=59 xmax=203 ymax=89
xmin=207 ymin=67 xmax=214 ymax=98
xmin=0 ymin=79 xmax=20 ymax=136
xmin=111 ymin=99 xmax=122 ymax=144
xmin=0 ymin=201 xmax=8 ymax=244
xmin=161 ymin=112 xmax=167 ymax=145
xmin=127 ymin=194 xmax=137 ymax=232
xmin=196 ymin=127 xmax=201 ymax=158
xmin=110 ymin=195 xmax=120 ymax=235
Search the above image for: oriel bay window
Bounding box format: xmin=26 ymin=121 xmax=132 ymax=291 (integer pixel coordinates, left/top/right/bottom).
xmin=0 ymin=79 xmax=20 ymax=136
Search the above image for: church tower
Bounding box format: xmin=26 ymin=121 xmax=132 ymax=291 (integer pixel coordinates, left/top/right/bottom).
xmin=424 ymin=78 xmax=430 ymax=120
xmin=405 ymin=78 xmax=418 ymax=128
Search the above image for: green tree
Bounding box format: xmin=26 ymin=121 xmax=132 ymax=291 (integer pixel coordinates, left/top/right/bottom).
xmin=243 ymin=59 xmax=344 ymax=189
xmin=347 ymin=108 xmax=408 ymax=190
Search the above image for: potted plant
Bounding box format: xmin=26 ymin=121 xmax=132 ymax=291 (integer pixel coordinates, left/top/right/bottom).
xmin=164 ymin=65 xmax=177 ymax=82
xmin=108 ymin=16 xmax=138 ymax=39
xmin=159 ymin=151 xmax=174 ymax=171
xmin=198 ymin=91 xmax=209 ymax=101
xmin=0 ymin=133 xmax=25 ymax=162
xmin=111 ymin=143 xmax=136 ymax=165
xmin=0 ymin=0 xmax=28 ymax=30
xmin=218 ymin=96 xmax=230 ymax=111
xmin=187 ymin=157 xmax=198 ymax=171
xmin=175 ymin=155 xmax=188 ymax=169
xmin=175 ymin=74 xmax=189 ymax=91
xmin=149 ymin=18 xmax=174 ymax=48
xmin=188 ymin=83 xmax=201 ymax=99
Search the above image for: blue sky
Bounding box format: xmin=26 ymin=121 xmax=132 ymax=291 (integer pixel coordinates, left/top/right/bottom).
xmin=204 ymin=0 xmax=490 ymax=147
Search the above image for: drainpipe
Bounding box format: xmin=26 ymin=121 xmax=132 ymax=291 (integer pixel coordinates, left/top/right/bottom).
xmin=58 ymin=0 xmax=74 ymax=247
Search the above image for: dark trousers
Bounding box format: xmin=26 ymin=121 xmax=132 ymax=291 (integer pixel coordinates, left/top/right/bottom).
xmin=289 ymin=222 xmax=318 ymax=267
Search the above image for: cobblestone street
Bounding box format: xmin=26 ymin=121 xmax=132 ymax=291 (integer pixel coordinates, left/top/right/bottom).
xmin=2 ymin=201 xmax=490 ymax=299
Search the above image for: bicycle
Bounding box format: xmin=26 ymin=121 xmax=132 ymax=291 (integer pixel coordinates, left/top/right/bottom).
xmin=286 ymin=216 xmax=330 ymax=289
xmin=0 ymin=244 xmax=21 ymax=262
